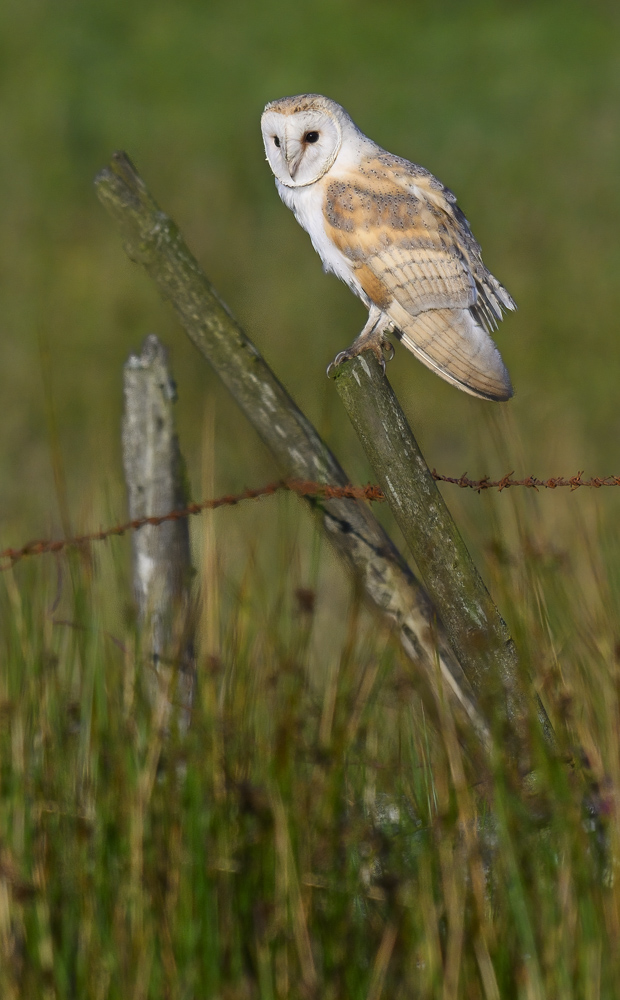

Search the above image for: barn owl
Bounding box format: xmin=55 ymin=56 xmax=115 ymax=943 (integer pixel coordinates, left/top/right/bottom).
xmin=261 ymin=94 xmax=515 ymax=401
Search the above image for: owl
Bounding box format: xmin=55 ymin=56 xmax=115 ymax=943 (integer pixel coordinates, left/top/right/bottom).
xmin=261 ymin=94 xmax=515 ymax=401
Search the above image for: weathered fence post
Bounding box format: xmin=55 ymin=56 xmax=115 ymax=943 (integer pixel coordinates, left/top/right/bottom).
xmin=95 ymin=151 xmax=538 ymax=760
xmin=96 ymin=152 xmax=489 ymax=752
xmin=122 ymin=333 xmax=195 ymax=729
xmin=332 ymin=352 xmax=554 ymax=760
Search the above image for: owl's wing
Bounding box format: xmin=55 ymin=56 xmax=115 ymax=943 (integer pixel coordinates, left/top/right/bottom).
xmin=323 ymin=154 xmax=515 ymax=400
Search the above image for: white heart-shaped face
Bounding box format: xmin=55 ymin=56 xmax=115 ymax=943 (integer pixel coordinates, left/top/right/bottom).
xmin=261 ymin=107 xmax=342 ymax=187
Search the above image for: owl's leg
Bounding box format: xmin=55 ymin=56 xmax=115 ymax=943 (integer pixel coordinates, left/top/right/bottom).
xmin=327 ymin=305 xmax=394 ymax=376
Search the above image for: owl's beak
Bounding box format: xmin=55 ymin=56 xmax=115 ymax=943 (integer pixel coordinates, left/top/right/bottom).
xmin=283 ymin=138 xmax=303 ymax=179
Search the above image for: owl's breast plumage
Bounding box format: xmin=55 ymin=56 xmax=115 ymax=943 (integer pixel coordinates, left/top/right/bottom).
xmin=275 ymin=176 xmax=369 ymax=303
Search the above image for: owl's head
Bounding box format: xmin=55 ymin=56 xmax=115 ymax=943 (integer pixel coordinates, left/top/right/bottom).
xmin=261 ymin=94 xmax=357 ymax=188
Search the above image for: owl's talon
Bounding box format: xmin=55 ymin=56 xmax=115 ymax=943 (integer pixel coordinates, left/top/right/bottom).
xmin=382 ymin=339 xmax=395 ymax=362
xmin=326 ymin=349 xmax=354 ymax=377
xmin=327 ymin=339 xmax=391 ymax=378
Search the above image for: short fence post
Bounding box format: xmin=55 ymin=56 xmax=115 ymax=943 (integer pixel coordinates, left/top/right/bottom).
xmin=332 ymin=352 xmax=554 ymax=763
xmin=122 ymin=333 xmax=195 ymax=730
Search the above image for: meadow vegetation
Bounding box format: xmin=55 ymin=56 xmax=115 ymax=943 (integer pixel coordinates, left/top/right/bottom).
xmin=2 ymin=0 xmax=620 ymax=995
xmin=3 ymin=483 xmax=620 ymax=997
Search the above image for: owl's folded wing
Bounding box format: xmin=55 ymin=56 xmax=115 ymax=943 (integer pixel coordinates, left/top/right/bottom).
xmin=388 ymin=163 xmax=517 ymax=330
xmin=323 ymin=158 xmax=514 ymax=399
xmin=388 ymin=302 xmax=513 ymax=400
xmin=324 ymin=171 xmax=474 ymax=310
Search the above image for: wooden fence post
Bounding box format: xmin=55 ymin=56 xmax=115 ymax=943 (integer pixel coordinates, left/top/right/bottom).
xmin=95 ymin=151 xmax=510 ymax=759
xmin=122 ymin=333 xmax=195 ymax=730
xmin=332 ymin=351 xmax=554 ymax=760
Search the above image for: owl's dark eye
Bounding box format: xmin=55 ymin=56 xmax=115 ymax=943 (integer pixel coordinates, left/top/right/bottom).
xmin=304 ymin=131 xmax=319 ymax=143
xmin=273 ymin=136 xmax=280 ymax=148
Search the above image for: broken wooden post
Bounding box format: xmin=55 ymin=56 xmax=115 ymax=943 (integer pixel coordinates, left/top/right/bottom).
xmin=122 ymin=333 xmax=195 ymax=729
xmin=332 ymin=351 xmax=554 ymax=761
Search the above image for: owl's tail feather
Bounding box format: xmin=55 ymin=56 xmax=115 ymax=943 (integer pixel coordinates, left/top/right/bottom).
xmin=389 ymin=304 xmax=513 ymax=402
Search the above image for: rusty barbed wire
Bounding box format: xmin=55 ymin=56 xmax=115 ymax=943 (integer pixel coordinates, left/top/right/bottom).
xmin=2 ymin=472 xmax=618 ymax=569
xmin=0 ymin=480 xmax=384 ymax=570
xmin=430 ymin=470 xmax=620 ymax=492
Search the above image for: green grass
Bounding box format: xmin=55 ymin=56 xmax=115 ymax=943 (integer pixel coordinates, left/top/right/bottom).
xmin=2 ymin=475 xmax=620 ymax=998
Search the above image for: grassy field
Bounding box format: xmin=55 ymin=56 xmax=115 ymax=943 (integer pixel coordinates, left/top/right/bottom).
xmin=2 ymin=485 xmax=620 ymax=998
xmin=2 ymin=0 xmax=620 ymax=995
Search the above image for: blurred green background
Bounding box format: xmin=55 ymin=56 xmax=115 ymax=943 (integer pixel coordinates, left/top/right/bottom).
xmin=1 ymin=0 xmax=620 ymax=553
